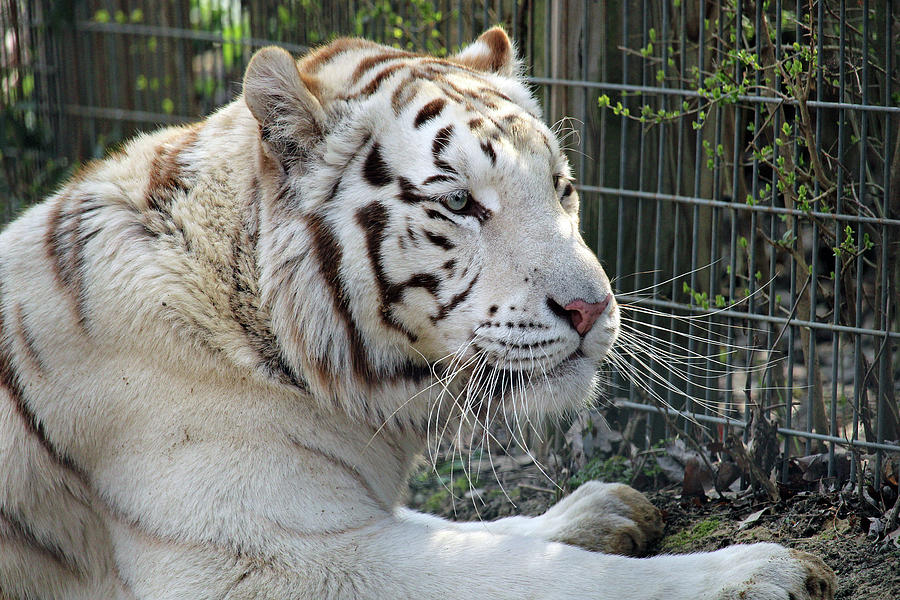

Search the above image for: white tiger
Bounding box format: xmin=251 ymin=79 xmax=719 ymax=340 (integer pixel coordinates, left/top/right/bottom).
xmin=0 ymin=27 xmax=834 ymax=599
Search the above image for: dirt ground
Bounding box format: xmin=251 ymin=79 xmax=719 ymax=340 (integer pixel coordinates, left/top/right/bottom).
xmin=407 ymin=459 xmax=900 ymax=600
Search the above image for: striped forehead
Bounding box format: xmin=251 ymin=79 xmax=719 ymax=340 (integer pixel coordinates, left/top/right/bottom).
xmin=305 ymin=42 xmax=554 ymax=158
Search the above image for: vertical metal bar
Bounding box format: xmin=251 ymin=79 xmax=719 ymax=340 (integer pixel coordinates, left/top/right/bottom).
xmin=872 ymin=1 xmax=893 ymax=490
xmin=667 ymin=0 xmax=689 ymax=414
xmin=687 ymin=0 xmax=707 ymax=422
xmin=828 ymin=0 xmax=847 ymax=481
xmin=578 ymin=0 xmax=588 ymax=229
xmin=706 ymin=0 xmax=724 ymax=418
xmin=757 ymin=0 xmax=774 ymax=426
xmin=874 ymin=0 xmax=890 ymax=490
xmin=526 ymin=0 xmax=534 ymax=74
xmin=652 ymin=0 xmax=669 ymax=438
xmin=78 ymin=8 xmax=96 ymax=153
xmin=810 ymin=0 xmax=835 ymax=479
xmin=630 ymin=0 xmax=650 ymax=417
xmin=855 ymin=0 xmax=871 ymax=485
xmin=733 ymin=0 xmax=750 ymax=445
xmin=543 ymin=0 xmax=551 ymax=112
xmin=615 ymin=0 xmax=628 ymax=287
xmin=511 ymin=0 xmax=518 ymax=42
xmin=615 ymin=1 xmax=630 ymax=400
xmin=845 ymin=45 xmax=860 ymax=471
xmin=803 ymin=0 xmax=818 ymax=457
xmin=595 ymin=1 xmax=608 ymax=254
xmin=783 ymin=0 xmax=801 ymax=480
xmin=634 ymin=0 xmax=648 ymax=297
xmin=773 ymin=0 xmax=793 ymax=483
xmin=456 ymin=0 xmax=463 ymax=51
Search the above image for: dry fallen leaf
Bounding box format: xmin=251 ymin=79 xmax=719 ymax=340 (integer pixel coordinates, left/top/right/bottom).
xmin=737 ymin=507 xmax=769 ymax=530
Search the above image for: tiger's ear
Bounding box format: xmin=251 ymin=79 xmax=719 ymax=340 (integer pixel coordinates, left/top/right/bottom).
xmin=243 ymin=46 xmax=327 ymax=162
xmin=451 ymin=27 xmax=517 ymax=77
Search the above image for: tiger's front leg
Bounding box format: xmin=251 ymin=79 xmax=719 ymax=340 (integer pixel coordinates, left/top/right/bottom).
xmin=402 ymin=481 xmax=663 ymax=556
xmin=272 ymin=516 xmax=833 ymax=600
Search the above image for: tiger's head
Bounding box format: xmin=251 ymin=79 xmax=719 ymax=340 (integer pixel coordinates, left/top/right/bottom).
xmin=243 ymin=28 xmax=618 ymax=432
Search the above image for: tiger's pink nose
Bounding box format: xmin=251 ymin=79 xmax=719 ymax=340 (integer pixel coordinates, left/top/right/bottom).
xmin=564 ymin=295 xmax=611 ymax=336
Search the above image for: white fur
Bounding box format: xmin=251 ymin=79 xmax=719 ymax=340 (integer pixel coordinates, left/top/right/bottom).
xmin=0 ymin=30 xmax=832 ymax=599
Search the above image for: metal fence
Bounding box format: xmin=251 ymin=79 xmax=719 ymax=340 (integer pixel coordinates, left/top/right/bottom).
xmin=2 ymin=1 xmax=898 ymax=491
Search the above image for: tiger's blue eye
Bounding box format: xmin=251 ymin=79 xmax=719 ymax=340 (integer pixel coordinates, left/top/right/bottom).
xmin=443 ymin=190 xmax=471 ymax=213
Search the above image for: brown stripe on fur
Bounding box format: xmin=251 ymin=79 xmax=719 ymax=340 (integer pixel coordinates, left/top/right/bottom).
xmin=0 ymin=288 xmax=86 ymax=480
xmin=305 ymin=211 xmax=377 ymax=380
xmin=393 ymin=360 xmax=432 ymax=382
xmin=424 ymin=207 xmax=453 ymax=223
xmin=14 ymin=303 xmax=44 ymax=374
xmin=145 ymin=126 xmax=199 ymax=215
xmin=0 ymin=507 xmax=82 ymax=576
xmin=480 ymin=86 xmax=512 ymax=103
xmin=318 ymin=132 xmax=371 ymax=204
xmin=413 ymin=98 xmax=447 ymax=129
xmin=423 ymin=74 xmax=467 ymax=105
xmin=390 ymin=74 xmax=420 ymax=116
xmin=357 ymin=62 xmax=407 ymax=96
xmin=270 ymin=256 xmax=335 ymax=389
xmin=350 ymin=51 xmax=416 ymax=84
xmin=362 ymin=143 xmax=393 ymax=188
xmin=485 ymin=115 xmax=507 ymax=137
xmin=419 ymin=57 xmax=481 ymax=76
xmin=392 ymin=273 xmax=440 ymax=302
xmin=397 ymin=176 xmax=426 ymax=204
xmin=431 ymin=125 xmax=458 ymax=174
xmin=228 ymin=184 xmax=307 ymax=391
xmin=432 ymin=125 xmax=454 ymax=156
xmin=301 ymin=38 xmax=376 ymax=73
xmin=423 ymin=230 xmax=455 ymax=250
xmin=431 ymin=273 xmax=479 ymax=323
xmin=45 ymin=197 xmax=89 ymax=329
xmin=431 ymin=74 xmax=480 ymax=101
xmin=539 ymin=131 xmax=552 ymax=154
xmin=355 ymin=202 xmax=418 ymax=342
xmin=421 ymin=174 xmax=455 ymax=185
xmin=501 ymin=114 xmax=524 ymax=128
xmin=480 ymin=140 xmax=497 ymax=165
xmin=473 ymin=93 xmax=499 ymax=110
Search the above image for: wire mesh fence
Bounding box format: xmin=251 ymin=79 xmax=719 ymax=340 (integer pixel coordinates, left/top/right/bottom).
xmin=2 ymin=1 xmax=898 ymax=494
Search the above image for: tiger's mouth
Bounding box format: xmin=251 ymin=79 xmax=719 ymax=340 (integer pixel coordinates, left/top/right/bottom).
xmin=463 ymin=341 xmax=590 ymax=383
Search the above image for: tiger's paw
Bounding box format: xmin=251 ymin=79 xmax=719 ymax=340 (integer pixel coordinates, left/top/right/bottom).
xmin=535 ymin=481 xmax=664 ymax=555
xmin=707 ymin=544 xmax=835 ymax=600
